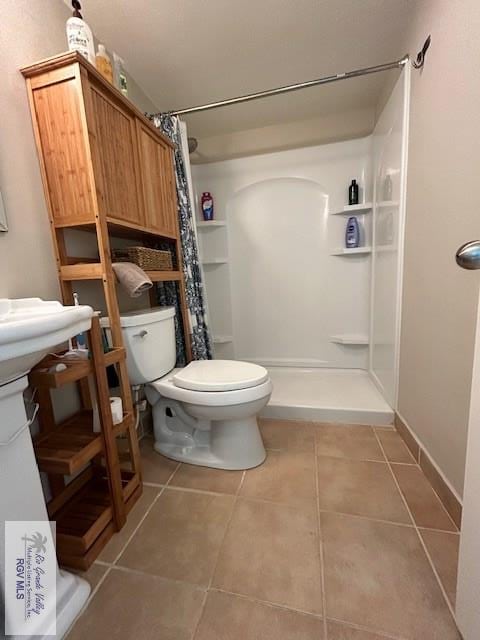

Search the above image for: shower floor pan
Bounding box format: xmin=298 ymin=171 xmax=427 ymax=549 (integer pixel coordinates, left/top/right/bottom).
xmin=261 ymin=367 xmax=393 ymax=425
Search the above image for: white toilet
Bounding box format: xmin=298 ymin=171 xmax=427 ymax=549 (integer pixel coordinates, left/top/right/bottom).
xmin=103 ymin=307 xmax=272 ymax=470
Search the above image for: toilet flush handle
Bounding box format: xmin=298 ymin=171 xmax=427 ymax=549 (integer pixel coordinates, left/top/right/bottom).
xmin=133 ymin=330 xmax=148 ymax=338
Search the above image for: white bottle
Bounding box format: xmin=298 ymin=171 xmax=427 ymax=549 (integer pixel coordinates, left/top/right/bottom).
xmin=66 ymin=1 xmax=95 ymax=65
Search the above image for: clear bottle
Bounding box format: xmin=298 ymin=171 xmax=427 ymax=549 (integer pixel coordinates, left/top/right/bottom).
xmin=66 ymin=1 xmax=95 ymax=64
xmin=113 ymin=53 xmax=128 ymax=96
xmin=96 ymin=44 xmax=113 ymax=84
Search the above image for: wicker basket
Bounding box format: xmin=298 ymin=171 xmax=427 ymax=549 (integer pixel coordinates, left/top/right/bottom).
xmin=112 ymin=246 xmax=173 ymax=271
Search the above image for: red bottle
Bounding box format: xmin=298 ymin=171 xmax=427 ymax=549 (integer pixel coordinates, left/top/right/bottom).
xmin=201 ymin=192 xmax=214 ymax=221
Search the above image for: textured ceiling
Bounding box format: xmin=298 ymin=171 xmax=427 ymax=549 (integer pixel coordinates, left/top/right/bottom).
xmin=79 ymin=0 xmax=415 ymax=137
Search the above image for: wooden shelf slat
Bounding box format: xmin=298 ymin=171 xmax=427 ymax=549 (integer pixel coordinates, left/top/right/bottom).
xmin=146 ymin=270 xmax=182 ymax=282
xmin=60 ymin=263 xmax=104 ymax=280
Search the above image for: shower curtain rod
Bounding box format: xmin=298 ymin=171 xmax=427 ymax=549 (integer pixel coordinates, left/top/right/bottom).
xmin=169 ymin=55 xmax=409 ymax=116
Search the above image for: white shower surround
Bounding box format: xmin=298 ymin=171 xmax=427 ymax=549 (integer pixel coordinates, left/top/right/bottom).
xmin=192 ymin=69 xmax=408 ymax=423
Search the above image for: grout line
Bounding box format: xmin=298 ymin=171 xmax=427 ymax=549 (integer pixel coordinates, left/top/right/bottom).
xmin=108 ymin=563 xmax=206 ymax=591
xmin=318 ymin=508 xmax=415 ymax=529
xmin=314 ymin=434 xmax=329 ymax=640
xmin=147 ymin=474 xmax=458 ymax=534
xmin=189 ymin=470 xmax=247 ymax=640
xmin=372 ymin=429 xmax=458 ymax=622
xmin=64 ymin=565 xmax=113 ymax=638
xmin=326 ymin=616 xmax=409 ymax=640
xmin=108 ymin=486 xmax=166 ymax=566
xmin=210 ymin=586 xmax=324 ymax=620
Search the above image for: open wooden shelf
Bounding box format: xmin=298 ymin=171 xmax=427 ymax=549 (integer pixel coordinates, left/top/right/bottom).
xmin=54 ymin=468 xmax=139 ymax=570
xmin=33 ymin=409 xmax=134 ymax=476
xmin=34 ymin=410 xmax=103 ymax=475
xmin=30 ymin=348 xmax=125 ymax=389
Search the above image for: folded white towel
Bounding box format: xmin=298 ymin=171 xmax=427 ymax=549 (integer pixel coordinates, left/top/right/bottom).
xmin=112 ymin=262 xmax=153 ymax=298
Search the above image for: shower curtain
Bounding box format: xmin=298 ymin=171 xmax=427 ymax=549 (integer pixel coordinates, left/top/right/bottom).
xmin=152 ymin=113 xmax=212 ymax=363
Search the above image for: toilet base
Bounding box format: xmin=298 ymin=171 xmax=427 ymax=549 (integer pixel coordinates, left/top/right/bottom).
xmin=153 ymin=411 xmax=267 ymax=470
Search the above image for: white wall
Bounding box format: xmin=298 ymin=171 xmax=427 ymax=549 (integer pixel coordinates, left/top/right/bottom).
xmin=397 ymin=0 xmax=480 ymax=497
xmin=370 ymin=69 xmax=409 ymax=407
xmin=193 ymin=137 xmax=373 ymax=369
xmin=0 ymin=0 xmax=158 ymax=302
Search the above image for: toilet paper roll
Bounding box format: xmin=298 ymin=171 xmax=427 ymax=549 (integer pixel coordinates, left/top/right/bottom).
xmin=110 ymin=397 xmax=123 ymax=425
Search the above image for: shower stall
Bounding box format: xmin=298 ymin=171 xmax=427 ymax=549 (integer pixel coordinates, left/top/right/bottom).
xmin=191 ymin=67 xmax=410 ymax=424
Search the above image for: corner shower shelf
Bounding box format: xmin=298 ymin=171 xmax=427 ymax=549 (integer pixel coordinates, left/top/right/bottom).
xmin=330 ymin=203 xmax=372 ymax=215
xmin=212 ymin=335 xmax=233 ymax=344
xmin=197 ymin=220 xmax=227 ymax=228
xmin=330 ymin=334 xmax=369 ymax=345
xmin=202 ymin=258 xmax=229 ymax=265
xmin=331 ymin=247 xmax=372 ymax=256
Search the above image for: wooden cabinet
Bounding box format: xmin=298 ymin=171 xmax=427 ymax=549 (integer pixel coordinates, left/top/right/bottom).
xmin=88 ymin=78 xmax=144 ymax=227
xmin=136 ymin=119 xmax=178 ymax=237
xmin=22 ymin=52 xmax=177 ymax=237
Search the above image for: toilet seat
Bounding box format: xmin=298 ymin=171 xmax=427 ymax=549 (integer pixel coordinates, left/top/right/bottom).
xmin=173 ymin=360 xmax=269 ymax=392
xmin=150 ymin=368 xmax=273 ymax=407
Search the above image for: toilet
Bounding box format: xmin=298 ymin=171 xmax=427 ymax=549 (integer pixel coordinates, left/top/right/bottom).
xmin=102 ymin=306 xmax=272 ymax=470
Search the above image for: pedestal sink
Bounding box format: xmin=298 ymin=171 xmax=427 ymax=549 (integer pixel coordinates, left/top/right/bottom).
xmin=0 ymin=298 xmax=94 ymax=639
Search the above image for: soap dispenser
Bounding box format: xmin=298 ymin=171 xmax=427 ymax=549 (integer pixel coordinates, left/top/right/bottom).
xmin=66 ymin=0 xmax=95 ymax=64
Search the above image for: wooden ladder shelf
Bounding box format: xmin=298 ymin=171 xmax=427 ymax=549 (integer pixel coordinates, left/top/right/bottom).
xmin=29 ymin=316 xmax=142 ymax=570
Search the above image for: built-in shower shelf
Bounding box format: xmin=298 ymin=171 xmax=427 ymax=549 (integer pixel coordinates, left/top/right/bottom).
xmin=330 ymin=334 xmax=369 ymax=345
xmin=212 ymin=335 xmax=233 ymax=344
xmin=331 ymin=203 xmax=372 ymax=215
xmin=202 ymin=258 xmax=229 ymax=265
xmin=197 ymin=220 xmax=227 ymax=228
xmin=331 ymin=247 xmax=372 ymax=256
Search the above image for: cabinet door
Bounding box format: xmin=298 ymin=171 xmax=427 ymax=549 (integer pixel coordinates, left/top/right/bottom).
xmin=136 ymin=120 xmax=178 ymax=238
xmin=88 ymin=78 xmax=144 ymax=226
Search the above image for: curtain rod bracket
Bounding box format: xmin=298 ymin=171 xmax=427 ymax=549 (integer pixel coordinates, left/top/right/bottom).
xmin=413 ymin=36 xmax=431 ymax=69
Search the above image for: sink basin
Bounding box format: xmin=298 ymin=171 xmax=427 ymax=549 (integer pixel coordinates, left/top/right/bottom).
xmin=0 ymin=298 xmax=94 ymax=639
xmin=0 ymin=297 xmax=94 ymax=385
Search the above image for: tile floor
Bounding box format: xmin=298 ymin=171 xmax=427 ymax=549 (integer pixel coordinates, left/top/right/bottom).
xmin=67 ymin=420 xmax=461 ymax=640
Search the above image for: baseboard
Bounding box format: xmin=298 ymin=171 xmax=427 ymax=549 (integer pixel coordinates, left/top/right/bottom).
xmin=395 ymin=412 xmax=462 ymax=529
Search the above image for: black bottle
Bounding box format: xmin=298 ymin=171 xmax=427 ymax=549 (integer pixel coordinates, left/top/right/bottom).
xmin=348 ymin=179 xmax=359 ymax=205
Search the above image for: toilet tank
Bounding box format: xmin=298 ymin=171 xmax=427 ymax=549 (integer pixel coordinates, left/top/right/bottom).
xmin=101 ymin=306 xmax=176 ymax=385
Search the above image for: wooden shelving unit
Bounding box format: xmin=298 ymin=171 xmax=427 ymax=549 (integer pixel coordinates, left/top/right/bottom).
xmin=29 ymin=316 xmax=142 ymax=570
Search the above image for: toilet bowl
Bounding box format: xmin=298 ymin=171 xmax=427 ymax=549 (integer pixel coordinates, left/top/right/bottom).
xmin=102 ymin=307 xmax=272 ymax=470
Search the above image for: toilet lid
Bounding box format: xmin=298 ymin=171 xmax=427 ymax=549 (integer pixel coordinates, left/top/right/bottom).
xmin=172 ymin=360 xmax=269 ymax=392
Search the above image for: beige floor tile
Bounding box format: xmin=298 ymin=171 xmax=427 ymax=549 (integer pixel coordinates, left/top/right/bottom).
xmin=315 ymin=425 xmax=384 ymax=461
xmin=117 ymin=488 xmax=234 ymax=586
xmin=98 ymin=485 xmax=161 ymax=563
xmin=66 ymin=567 xmax=205 ymax=640
xmin=322 ymin=512 xmax=460 ymax=639
xmin=420 ymin=529 xmax=460 ymax=607
xmin=391 ymin=464 xmax=457 ymax=531
xmin=194 ymin=590 xmax=324 ymax=640
xmin=170 ymin=463 xmax=243 ymax=494
xmin=212 ymin=498 xmax=322 ymax=614
xmin=375 ymin=428 xmax=416 ymax=464
xmin=70 ymin=563 xmax=108 ymax=590
xmin=327 ymin=621 xmax=390 ymax=639
xmin=240 ymin=450 xmax=316 ymax=507
xmin=317 ymin=456 xmax=410 ymax=524
xmin=140 ymin=437 xmax=179 ymax=484
xmin=259 ymin=418 xmax=316 ymax=452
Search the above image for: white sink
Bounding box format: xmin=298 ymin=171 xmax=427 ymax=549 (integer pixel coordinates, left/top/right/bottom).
xmin=0 ymin=298 xmax=94 ymax=639
xmin=0 ymin=297 xmax=93 ymax=385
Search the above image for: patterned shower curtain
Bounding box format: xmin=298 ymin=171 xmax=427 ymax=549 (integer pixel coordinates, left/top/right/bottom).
xmin=152 ymin=113 xmax=213 ymax=363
